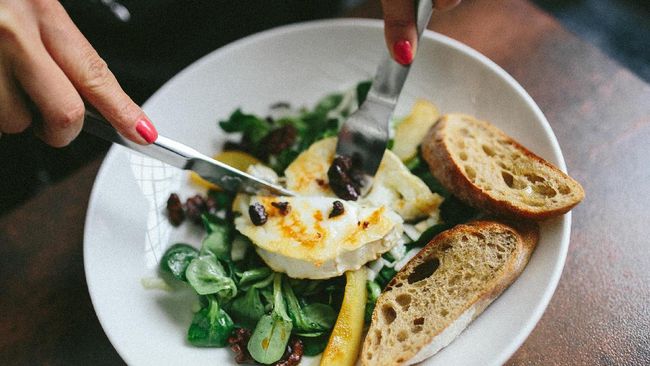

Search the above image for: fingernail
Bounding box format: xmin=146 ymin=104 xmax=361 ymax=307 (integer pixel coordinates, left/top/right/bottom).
xmin=136 ymin=116 xmax=158 ymax=144
xmin=393 ymin=40 xmax=414 ymax=65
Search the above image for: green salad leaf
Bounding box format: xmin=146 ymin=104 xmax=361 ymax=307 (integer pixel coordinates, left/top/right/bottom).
xmin=159 ymin=243 xmax=199 ymax=282
xmin=219 ymin=109 xmax=271 ymax=144
xmin=302 ymin=303 xmax=336 ymax=333
xmin=283 ymin=279 xmax=335 ymax=337
xmin=230 ymin=286 xmax=265 ymax=328
xmin=356 ymin=80 xmax=371 ymax=105
xmin=200 ymin=215 xmax=232 ymax=260
xmin=301 ymin=333 xmax=331 ymax=356
xmin=364 ymin=280 xmax=382 ymax=323
xmin=238 ymin=267 xmax=273 ymax=289
xmin=187 ymin=296 xmax=234 ymax=347
xmin=247 ymin=314 xmax=293 ymax=364
xmin=248 ymin=274 xmax=293 ymax=364
xmin=186 ymin=254 xmax=237 ymax=300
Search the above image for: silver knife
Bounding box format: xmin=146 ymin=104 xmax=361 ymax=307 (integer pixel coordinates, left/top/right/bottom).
xmin=83 ymin=109 xmax=294 ymax=196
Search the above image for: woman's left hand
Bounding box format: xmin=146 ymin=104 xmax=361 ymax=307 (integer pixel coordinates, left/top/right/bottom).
xmin=381 ymin=0 xmax=461 ymax=65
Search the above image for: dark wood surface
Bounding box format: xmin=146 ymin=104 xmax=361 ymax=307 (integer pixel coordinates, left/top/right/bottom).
xmin=1 ymin=0 xmax=649 ymax=364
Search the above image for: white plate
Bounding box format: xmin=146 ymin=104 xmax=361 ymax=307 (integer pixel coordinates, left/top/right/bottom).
xmin=84 ymin=19 xmax=570 ymax=366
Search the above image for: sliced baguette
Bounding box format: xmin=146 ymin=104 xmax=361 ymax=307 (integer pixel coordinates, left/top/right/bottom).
xmin=360 ymin=220 xmax=538 ymax=366
xmin=422 ymin=114 xmax=584 ymax=220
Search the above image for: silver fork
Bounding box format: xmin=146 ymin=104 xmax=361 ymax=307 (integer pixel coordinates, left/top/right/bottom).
xmin=335 ymin=0 xmax=433 ymax=177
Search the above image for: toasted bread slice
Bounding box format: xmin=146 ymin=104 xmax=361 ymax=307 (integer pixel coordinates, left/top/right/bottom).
xmin=422 ymin=114 xmax=584 ymax=220
xmin=360 ymin=220 xmax=538 ymax=366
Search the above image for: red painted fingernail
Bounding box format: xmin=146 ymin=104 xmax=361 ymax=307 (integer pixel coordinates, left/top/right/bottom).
xmin=135 ymin=116 xmax=158 ymax=144
xmin=393 ymin=40 xmax=414 ymax=65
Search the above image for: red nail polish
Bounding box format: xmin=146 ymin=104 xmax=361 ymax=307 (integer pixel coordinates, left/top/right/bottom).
xmin=393 ymin=40 xmax=414 ymax=65
xmin=136 ymin=116 xmax=158 ymax=144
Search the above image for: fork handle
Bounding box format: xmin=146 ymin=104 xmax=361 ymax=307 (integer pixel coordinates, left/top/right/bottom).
xmin=370 ymin=0 xmax=433 ymax=102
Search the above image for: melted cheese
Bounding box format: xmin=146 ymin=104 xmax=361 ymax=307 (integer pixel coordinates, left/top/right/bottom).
xmin=285 ymin=137 xmax=443 ymax=220
xmin=284 ymin=137 xmax=337 ymax=197
xmin=234 ymin=195 xmax=402 ymax=279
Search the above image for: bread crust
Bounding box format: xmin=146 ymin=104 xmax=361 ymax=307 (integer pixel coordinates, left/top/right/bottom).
xmin=360 ymin=220 xmax=539 ymax=366
xmin=422 ymin=114 xmax=584 ymax=220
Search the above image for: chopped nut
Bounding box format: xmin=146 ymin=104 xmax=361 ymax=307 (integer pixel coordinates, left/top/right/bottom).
xmin=185 ymin=194 xmax=207 ymax=224
xmin=166 ymin=193 xmax=185 ymax=226
xmin=228 ymin=328 xmax=255 ymax=364
xmin=329 ymin=200 xmax=345 ymax=218
xmin=205 ymin=195 xmax=219 ymax=213
xmin=249 ymin=203 xmax=268 ymax=226
xmin=274 ymin=338 xmax=304 ymax=366
xmin=271 ymin=201 xmax=291 ymax=216
xmin=261 ymin=125 xmax=298 ymax=156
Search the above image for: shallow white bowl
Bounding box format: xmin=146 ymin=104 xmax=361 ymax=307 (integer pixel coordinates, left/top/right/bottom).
xmin=84 ymin=19 xmax=569 ymax=366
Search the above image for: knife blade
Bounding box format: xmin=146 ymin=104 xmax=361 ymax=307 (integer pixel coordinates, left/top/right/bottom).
xmin=83 ymin=109 xmax=294 ymax=196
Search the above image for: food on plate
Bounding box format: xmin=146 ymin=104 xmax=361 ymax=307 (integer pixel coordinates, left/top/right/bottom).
xmin=232 ymin=195 xmax=403 ymax=279
xmin=284 ymin=137 xmax=443 ymax=220
xmin=158 ymin=82 xmax=582 ymax=365
xmin=422 ymin=114 xmax=585 ymax=220
xmin=320 ymin=268 xmax=368 ymax=366
xmin=360 ymin=220 xmax=539 ymax=366
xmin=391 ymin=99 xmax=440 ymax=162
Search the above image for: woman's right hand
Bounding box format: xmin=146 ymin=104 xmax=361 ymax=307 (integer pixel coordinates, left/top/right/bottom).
xmin=0 ymin=0 xmax=157 ymax=146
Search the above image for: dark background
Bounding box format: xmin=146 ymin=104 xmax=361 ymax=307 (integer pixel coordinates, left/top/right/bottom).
xmin=0 ymin=0 xmax=648 ymax=216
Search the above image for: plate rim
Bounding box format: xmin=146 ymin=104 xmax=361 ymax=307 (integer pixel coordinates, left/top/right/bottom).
xmin=84 ymin=18 xmax=570 ymax=366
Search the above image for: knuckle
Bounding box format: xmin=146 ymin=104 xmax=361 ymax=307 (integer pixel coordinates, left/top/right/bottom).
xmin=81 ymin=52 xmax=112 ymax=91
xmin=52 ymin=102 xmax=85 ymax=130
xmin=0 ymin=6 xmax=20 ymax=44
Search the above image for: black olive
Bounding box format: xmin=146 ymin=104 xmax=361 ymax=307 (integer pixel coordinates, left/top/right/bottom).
xmin=327 ymin=155 xmax=362 ymax=201
xmin=248 ymin=203 xmax=268 ymax=226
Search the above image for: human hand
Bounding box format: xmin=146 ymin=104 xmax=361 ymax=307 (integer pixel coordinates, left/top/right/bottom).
xmin=381 ymin=0 xmax=461 ymax=65
xmin=0 ymin=0 xmax=157 ymax=147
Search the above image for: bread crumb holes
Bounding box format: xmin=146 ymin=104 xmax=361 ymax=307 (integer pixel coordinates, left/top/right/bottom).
xmin=382 ymin=305 xmax=397 ymax=324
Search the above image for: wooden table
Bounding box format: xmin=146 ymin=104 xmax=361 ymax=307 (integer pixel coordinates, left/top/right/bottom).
xmin=1 ymin=0 xmax=648 ymax=364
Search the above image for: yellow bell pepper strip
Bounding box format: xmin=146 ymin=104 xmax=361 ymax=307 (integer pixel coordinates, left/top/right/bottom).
xmin=320 ymin=267 xmax=368 ymax=366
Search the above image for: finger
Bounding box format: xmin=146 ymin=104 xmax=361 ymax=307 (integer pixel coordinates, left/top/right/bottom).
xmin=434 ymin=0 xmax=462 ymax=11
xmin=38 ymin=2 xmax=157 ymax=144
xmin=0 ymin=56 xmax=32 ymax=134
xmin=9 ymin=37 xmax=84 ymax=147
xmin=15 ymin=47 xmax=85 ymax=147
xmin=381 ymin=0 xmax=417 ymax=65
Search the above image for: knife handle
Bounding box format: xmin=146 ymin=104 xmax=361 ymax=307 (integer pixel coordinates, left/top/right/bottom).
xmin=82 ymin=107 xmax=195 ymax=170
xmin=82 ymin=107 xmax=295 ymax=196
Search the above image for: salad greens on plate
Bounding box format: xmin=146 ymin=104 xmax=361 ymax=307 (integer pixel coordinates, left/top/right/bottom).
xmin=158 ymin=81 xmax=476 ymax=365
